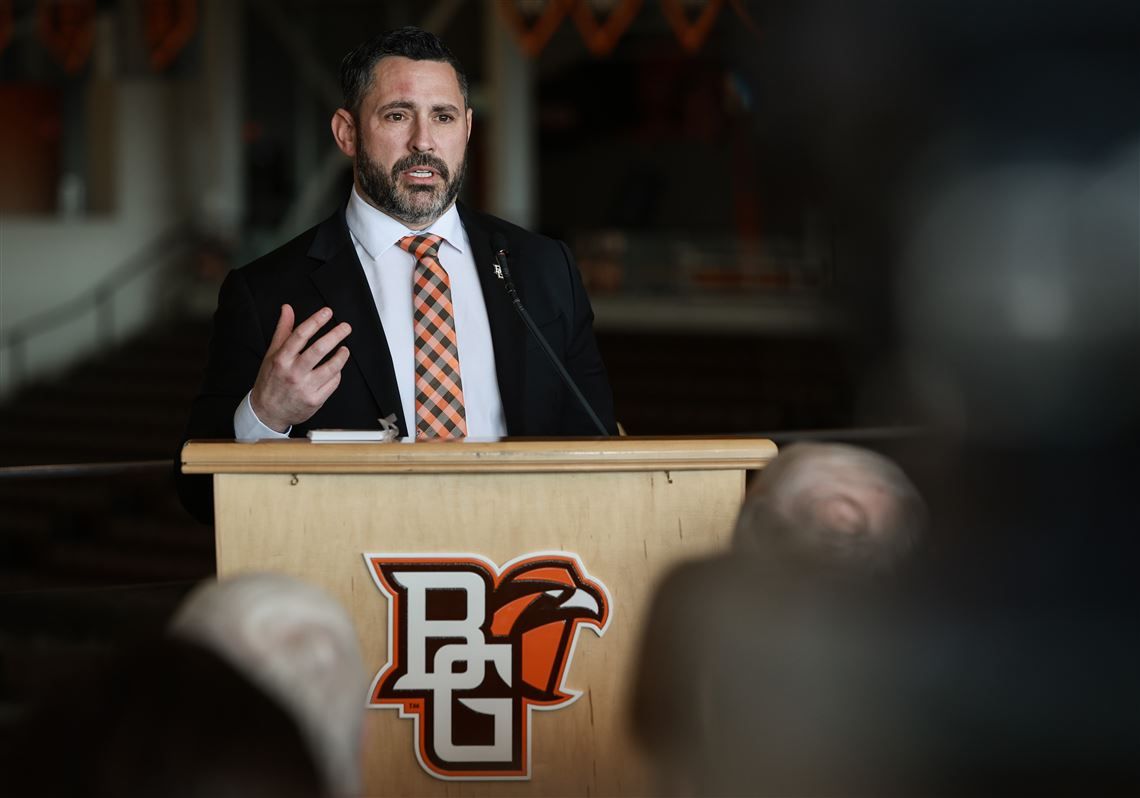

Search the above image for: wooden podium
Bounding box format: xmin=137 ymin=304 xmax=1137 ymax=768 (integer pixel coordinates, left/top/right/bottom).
xmin=182 ymin=437 xmax=776 ymax=796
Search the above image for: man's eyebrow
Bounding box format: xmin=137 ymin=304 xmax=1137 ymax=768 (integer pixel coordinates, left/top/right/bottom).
xmin=378 ymin=100 xmax=415 ymax=112
xmin=376 ymin=100 xmax=462 ymax=114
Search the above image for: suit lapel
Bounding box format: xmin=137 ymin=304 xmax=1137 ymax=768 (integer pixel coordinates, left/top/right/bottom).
xmin=459 ymin=203 xmax=527 ymax=434
xmin=307 ymin=211 xmax=407 ymax=436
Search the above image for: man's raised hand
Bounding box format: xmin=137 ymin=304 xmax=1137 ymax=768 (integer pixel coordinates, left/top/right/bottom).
xmin=250 ymin=305 xmax=351 ymax=433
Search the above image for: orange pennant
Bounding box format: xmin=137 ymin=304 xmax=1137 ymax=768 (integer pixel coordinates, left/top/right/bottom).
xmin=37 ymin=0 xmax=96 ymax=74
xmin=570 ymin=0 xmax=643 ymax=57
xmin=143 ymin=0 xmax=198 ymax=71
xmin=497 ymin=0 xmax=571 ymax=58
xmin=659 ymin=0 xmax=724 ymax=53
xmin=728 ymin=0 xmax=762 ymax=40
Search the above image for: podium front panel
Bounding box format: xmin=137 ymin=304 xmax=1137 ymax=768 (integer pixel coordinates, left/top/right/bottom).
xmin=194 ymin=439 xmax=776 ymax=797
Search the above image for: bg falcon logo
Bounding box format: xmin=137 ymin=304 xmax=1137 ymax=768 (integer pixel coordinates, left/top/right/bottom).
xmin=364 ymin=552 xmax=612 ymax=780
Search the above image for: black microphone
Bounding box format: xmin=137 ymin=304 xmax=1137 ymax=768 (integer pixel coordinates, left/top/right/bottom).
xmin=491 ymin=232 xmax=610 ymax=436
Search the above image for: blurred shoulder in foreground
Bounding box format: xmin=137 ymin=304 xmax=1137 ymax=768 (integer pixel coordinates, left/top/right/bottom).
xmin=1 ymin=636 xmax=326 ymax=798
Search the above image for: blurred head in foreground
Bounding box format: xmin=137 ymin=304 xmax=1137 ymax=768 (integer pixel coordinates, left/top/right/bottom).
xmin=631 ymin=444 xmax=927 ymax=795
xmin=170 ymin=573 xmax=367 ymax=797
xmin=631 ymin=556 xmax=916 ymax=796
xmin=733 ymin=442 xmax=927 ymax=572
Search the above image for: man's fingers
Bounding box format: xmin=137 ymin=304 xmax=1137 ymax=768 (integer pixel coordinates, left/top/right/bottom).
xmin=268 ymin=304 xmax=295 ymax=353
xmin=278 ymin=306 xmax=334 ymax=358
xmin=312 ymin=359 xmax=346 ymax=405
xmin=252 ymin=309 xmax=344 ymax=431
xmin=311 ymin=345 xmax=350 ymax=386
xmin=297 ymin=322 xmax=352 ymax=370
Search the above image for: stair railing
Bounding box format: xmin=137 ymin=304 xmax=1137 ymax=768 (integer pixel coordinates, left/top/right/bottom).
xmin=0 ymin=225 xmax=199 ymax=391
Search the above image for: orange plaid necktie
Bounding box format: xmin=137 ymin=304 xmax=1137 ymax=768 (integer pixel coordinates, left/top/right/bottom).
xmin=398 ymin=234 xmax=468 ymax=439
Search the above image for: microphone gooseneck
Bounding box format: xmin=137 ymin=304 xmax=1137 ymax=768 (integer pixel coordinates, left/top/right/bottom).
xmin=490 ymin=235 xmax=610 ymax=436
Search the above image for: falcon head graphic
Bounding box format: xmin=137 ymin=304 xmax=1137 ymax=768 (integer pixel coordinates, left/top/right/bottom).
xmin=489 ymin=559 xmax=609 ymax=704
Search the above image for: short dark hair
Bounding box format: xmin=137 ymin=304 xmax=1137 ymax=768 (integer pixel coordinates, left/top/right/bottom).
xmin=339 ymin=26 xmax=469 ymax=117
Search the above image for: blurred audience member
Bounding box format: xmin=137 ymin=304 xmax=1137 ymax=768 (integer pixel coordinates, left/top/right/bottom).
xmin=631 ymin=553 xmax=916 ymax=795
xmin=733 ymin=442 xmax=927 ymax=573
xmin=630 ymin=0 xmax=1138 ymax=793
xmin=170 ymin=573 xmax=367 ymax=797
xmin=632 ymin=443 xmax=926 ymax=795
xmin=1 ymin=637 xmax=325 ymax=797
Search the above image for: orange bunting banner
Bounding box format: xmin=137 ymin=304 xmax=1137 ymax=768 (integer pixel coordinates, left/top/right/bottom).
xmin=0 ymin=0 xmax=14 ymax=55
xmin=497 ymin=0 xmax=571 ymax=58
xmin=570 ymin=0 xmax=643 ymax=56
xmin=728 ymin=0 xmax=762 ymax=40
xmin=143 ymin=0 xmax=197 ymax=71
xmin=36 ymin=0 xmax=96 ymax=74
xmin=659 ymin=0 xmax=724 ymax=53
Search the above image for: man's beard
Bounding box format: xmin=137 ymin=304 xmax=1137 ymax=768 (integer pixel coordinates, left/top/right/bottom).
xmin=356 ymin=147 xmax=466 ymax=228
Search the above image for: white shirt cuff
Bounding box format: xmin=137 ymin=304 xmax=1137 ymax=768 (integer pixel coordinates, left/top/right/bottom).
xmin=234 ymin=392 xmax=291 ymax=441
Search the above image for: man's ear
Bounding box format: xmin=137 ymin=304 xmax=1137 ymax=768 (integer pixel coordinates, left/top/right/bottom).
xmin=331 ymin=108 xmax=357 ymax=157
xmin=465 ymin=106 xmax=473 ymax=144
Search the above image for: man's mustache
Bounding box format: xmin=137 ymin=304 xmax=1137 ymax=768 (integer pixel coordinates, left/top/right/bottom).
xmin=391 ymin=153 xmax=450 ymax=182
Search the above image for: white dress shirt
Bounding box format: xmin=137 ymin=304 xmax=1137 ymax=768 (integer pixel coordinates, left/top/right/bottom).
xmin=235 ymin=188 xmax=507 ymax=441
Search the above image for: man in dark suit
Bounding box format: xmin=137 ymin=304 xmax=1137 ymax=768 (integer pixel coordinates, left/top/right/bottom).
xmin=179 ymin=27 xmax=614 ymax=521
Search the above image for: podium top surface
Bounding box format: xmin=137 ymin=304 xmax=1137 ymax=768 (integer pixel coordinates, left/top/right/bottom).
xmin=181 ymin=436 xmax=777 ymax=475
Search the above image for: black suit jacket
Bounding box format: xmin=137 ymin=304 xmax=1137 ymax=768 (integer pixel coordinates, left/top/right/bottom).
xmin=178 ymin=202 xmax=615 ymax=521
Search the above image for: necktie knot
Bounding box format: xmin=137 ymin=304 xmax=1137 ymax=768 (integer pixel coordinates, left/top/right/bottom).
xmin=398 ymin=233 xmax=443 ymax=261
